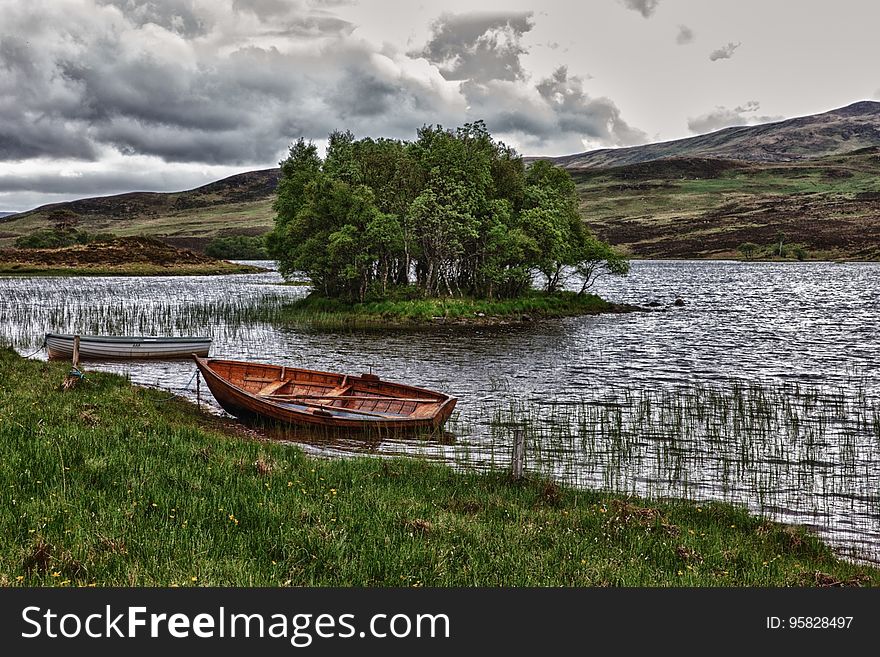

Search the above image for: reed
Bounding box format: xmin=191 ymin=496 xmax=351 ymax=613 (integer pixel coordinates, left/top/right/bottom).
xmin=0 ymin=263 xmax=262 ymax=276
xmin=480 ymin=380 xmax=880 ymax=563
xmin=0 ymin=275 xmax=297 ymax=351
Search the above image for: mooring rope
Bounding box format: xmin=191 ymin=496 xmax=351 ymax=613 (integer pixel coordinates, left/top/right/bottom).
xmin=20 ymin=337 xmax=47 ymax=359
xmin=152 ymin=368 xmax=199 ymax=403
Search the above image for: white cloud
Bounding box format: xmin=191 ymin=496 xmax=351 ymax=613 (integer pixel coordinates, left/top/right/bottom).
xmin=687 ymin=101 xmax=783 ymax=134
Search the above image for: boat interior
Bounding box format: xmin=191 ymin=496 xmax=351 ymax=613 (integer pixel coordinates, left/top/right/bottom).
xmin=210 ymin=359 xmax=444 ymax=419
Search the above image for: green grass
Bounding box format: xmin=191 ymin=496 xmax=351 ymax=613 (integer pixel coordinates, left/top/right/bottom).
xmin=1 ymin=348 xmax=877 ymax=587
xmin=278 ymin=291 xmax=626 ymax=327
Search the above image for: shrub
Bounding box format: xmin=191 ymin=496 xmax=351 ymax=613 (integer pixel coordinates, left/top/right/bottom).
xmin=15 ymin=229 xmax=112 ymax=249
xmin=205 ymin=235 xmax=269 ymax=259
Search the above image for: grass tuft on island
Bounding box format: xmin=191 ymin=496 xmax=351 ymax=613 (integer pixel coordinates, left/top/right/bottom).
xmin=1 ymin=348 xmax=876 ymax=587
xmin=0 ymin=236 xmax=265 ymax=276
xmin=278 ymin=291 xmax=639 ymax=327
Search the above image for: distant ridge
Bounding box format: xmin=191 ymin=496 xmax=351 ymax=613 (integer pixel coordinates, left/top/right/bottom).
xmin=2 ymin=101 xmax=880 ymax=258
xmin=0 ymin=169 xmax=279 ymax=251
xmin=5 ymin=168 xmax=279 ymax=220
xmin=540 ymin=101 xmax=880 ymax=169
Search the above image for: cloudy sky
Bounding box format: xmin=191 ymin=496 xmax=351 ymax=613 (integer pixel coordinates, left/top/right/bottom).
xmin=1 ymin=0 xmax=878 ymax=211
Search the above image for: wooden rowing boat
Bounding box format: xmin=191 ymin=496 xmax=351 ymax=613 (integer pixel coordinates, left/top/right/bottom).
xmin=46 ymin=333 xmax=211 ymax=360
xmin=193 ymin=356 xmax=457 ymax=432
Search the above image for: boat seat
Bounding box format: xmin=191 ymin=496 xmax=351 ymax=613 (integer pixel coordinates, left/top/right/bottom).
xmin=257 ymin=380 xmax=288 ymax=396
xmin=325 ymin=385 xmax=352 ymax=397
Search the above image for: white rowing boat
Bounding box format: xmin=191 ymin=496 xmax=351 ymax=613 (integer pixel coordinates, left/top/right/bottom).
xmin=45 ymin=333 xmax=211 ymax=360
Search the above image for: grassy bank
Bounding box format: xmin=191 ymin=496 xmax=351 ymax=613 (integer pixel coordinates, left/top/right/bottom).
xmin=278 ymin=291 xmax=635 ymax=327
xmin=0 ymin=349 xmax=877 ymax=587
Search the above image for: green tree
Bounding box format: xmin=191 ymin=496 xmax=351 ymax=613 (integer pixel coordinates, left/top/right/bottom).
xmin=572 ymin=231 xmax=630 ymax=295
xmin=520 ymin=160 xmax=582 ymax=293
xmin=266 ymin=138 xmax=322 ymax=275
xmin=323 ymin=130 xmax=360 ymax=185
xmin=205 ymin=235 xmax=269 ymax=259
xmin=738 ymin=242 xmax=760 ymax=260
xmin=269 ymin=123 xmax=627 ymax=302
xmin=775 ymin=231 xmax=786 ymax=258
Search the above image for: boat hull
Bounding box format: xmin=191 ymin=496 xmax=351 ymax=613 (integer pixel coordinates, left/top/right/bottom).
xmin=193 ymin=356 xmax=456 ymax=432
xmin=46 ymin=333 xmax=211 ymax=360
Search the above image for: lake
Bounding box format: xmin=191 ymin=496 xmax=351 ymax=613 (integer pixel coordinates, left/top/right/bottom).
xmin=2 ymin=260 xmax=878 ymax=562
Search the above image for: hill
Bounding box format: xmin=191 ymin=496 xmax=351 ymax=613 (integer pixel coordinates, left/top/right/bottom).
xmin=2 ymin=101 xmax=880 ymax=260
xmin=0 ymin=169 xmax=279 ymax=250
xmin=543 ymin=101 xmax=880 ymax=169
xmin=576 ymin=148 xmax=880 ymax=259
xmin=0 ymin=236 xmax=264 ymax=275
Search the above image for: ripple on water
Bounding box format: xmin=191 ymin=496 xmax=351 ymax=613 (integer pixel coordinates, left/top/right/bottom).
xmin=2 ymin=260 xmax=879 ymax=562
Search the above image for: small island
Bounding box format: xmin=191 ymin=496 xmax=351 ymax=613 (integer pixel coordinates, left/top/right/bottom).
xmin=268 ymin=122 xmax=630 ymax=325
xmin=279 ymin=291 xmax=636 ymax=327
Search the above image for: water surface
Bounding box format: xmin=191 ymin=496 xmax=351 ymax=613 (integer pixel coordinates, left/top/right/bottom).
xmin=2 ymin=260 xmax=878 ymax=561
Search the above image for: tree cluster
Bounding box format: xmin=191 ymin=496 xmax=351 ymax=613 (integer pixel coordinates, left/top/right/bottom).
xmin=268 ymin=122 xmax=628 ymax=302
xmin=205 ymin=235 xmax=269 ymax=260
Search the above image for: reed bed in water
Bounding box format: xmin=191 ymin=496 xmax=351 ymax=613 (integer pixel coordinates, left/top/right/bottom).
xmin=0 ymin=276 xmax=296 ymax=349
xmin=481 ymin=380 xmax=880 ymax=563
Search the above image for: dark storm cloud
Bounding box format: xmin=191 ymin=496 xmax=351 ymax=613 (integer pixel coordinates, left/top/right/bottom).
xmin=331 ymin=70 xmax=400 ymax=118
xmin=619 ymin=0 xmax=660 ymax=18
xmin=0 ymin=35 xmax=99 ymax=160
xmin=415 ymin=12 xmax=645 ymax=150
xmin=0 ymin=1 xmax=461 ymax=166
xmin=0 ymin=0 xmax=646 ymax=202
xmin=459 ymin=67 xmax=647 ymax=151
xmin=0 ymin=116 xmax=99 ymax=161
xmin=676 ymin=25 xmax=695 ymax=45
xmin=415 ymin=11 xmax=534 ymax=82
xmin=687 ymin=101 xmax=782 ymax=134
xmin=0 ymin=169 xmax=202 ymax=195
xmin=533 ymin=67 xmax=647 ymax=145
xmin=709 ymin=41 xmax=741 ymax=61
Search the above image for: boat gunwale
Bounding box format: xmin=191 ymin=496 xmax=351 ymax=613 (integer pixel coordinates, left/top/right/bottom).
xmin=46 ymin=332 xmax=212 ymax=345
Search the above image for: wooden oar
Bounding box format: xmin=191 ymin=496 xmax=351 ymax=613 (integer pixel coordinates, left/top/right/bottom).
xmin=268 ymin=397 xmax=406 ymax=419
xmin=267 ymin=394 xmax=436 ymax=404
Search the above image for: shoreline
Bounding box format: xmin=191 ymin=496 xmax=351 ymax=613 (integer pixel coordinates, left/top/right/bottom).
xmin=275 ymin=292 xmax=645 ymax=328
xmin=1 ymin=349 xmax=876 ymax=586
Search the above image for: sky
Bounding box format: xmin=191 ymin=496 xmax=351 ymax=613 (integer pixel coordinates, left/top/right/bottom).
xmin=1 ymin=0 xmax=878 ymax=212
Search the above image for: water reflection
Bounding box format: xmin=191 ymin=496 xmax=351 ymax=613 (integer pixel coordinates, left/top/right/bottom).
xmin=2 ymin=260 xmax=879 ymax=562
